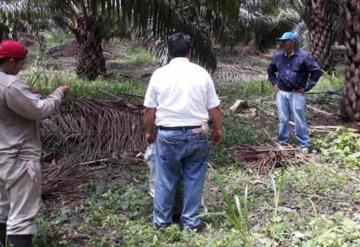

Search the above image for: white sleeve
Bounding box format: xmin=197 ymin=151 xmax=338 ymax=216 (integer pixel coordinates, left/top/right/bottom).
xmin=206 ymin=73 xmax=220 ymax=109
xmin=143 ymin=72 xmax=158 ymax=108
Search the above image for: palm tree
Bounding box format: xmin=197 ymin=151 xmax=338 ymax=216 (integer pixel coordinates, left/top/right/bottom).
xmin=246 ymin=1 xmax=298 ymax=51
xmin=172 ymin=0 xmax=298 ymax=51
xmin=289 ymin=0 xmax=339 ymax=70
xmin=305 ymin=0 xmax=333 ymax=70
xmin=43 ymin=0 xmax=225 ymax=80
xmin=341 ymin=0 xmax=360 ymax=121
xmin=2 ymin=0 xmax=220 ymax=80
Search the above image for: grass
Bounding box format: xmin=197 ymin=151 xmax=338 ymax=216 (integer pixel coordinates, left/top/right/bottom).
xmin=312 ymin=73 xmax=344 ymax=93
xmin=43 ymin=28 xmax=73 ymax=50
xmin=34 ymin=148 xmax=360 ymax=246
xmin=128 ymin=47 xmax=155 ymax=66
xmin=22 ymin=67 xmax=146 ymax=101
xmin=307 ymin=73 xmax=344 ymax=105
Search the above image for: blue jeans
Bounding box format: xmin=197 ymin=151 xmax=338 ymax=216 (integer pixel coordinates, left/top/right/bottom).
xmin=154 ymin=128 xmax=209 ymax=230
xmin=276 ymin=91 xmax=310 ymax=148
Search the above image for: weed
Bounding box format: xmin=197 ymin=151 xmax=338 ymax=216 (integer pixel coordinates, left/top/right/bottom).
xmin=211 ymin=167 xmax=253 ymax=246
xmin=271 ymin=172 xmax=288 ymax=217
xmin=315 ymin=131 xmax=360 ymax=167
xmin=303 ymin=217 xmax=360 ymax=247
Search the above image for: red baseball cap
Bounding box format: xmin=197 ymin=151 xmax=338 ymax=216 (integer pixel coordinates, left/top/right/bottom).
xmin=0 ymin=40 xmax=27 ymax=60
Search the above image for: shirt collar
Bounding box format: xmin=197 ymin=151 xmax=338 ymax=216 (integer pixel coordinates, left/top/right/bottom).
xmin=169 ymin=57 xmax=190 ymax=64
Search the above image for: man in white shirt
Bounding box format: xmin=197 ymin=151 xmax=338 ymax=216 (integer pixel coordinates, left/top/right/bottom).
xmin=144 ymin=33 xmax=222 ymax=231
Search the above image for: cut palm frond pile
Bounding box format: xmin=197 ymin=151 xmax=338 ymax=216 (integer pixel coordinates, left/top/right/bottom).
xmin=228 ymin=143 xmax=310 ymax=174
xmin=40 ymin=99 xmax=146 ymax=160
xmin=40 ymin=99 xmax=146 ymax=200
xmin=41 ymin=154 xmax=143 ymax=200
xmin=41 ymin=155 xmax=97 ymax=200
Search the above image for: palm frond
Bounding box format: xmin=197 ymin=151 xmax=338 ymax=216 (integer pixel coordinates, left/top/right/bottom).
xmin=0 ymin=0 xmax=30 ymax=40
xmin=30 ymin=0 xmax=217 ymax=71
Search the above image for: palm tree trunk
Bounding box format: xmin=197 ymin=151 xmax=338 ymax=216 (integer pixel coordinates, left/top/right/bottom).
xmin=305 ymin=0 xmax=333 ymax=70
xmin=341 ymin=1 xmax=360 ymax=121
xmin=73 ymin=15 xmax=106 ymax=81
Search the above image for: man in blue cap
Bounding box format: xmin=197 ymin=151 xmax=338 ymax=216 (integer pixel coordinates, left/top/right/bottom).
xmin=267 ymin=32 xmax=323 ymax=152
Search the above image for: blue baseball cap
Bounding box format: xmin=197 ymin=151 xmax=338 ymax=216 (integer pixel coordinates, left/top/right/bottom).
xmin=277 ymin=32 xmax=298 ymax=42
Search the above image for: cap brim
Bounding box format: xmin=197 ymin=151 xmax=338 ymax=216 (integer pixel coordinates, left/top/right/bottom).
xmin=277 ymin=38 xmax=296 ymax=42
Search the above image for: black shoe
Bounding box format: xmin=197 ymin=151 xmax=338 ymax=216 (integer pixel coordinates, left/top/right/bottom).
xmin=114 ymin=236 xmax=125 ymax=246
xmin=153 ymin=223 xmax=171 ymax=230
xmin=0 ymin=223 xmax=5 ymax=247
xmin=8 ymin=235 xmax=32 ymax=247
xmin=183 ymin=223 xmax=205 ymax=233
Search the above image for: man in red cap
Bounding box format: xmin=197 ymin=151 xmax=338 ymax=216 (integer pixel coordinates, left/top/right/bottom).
xmin=0 ymin=40 xmax=69 ymax=247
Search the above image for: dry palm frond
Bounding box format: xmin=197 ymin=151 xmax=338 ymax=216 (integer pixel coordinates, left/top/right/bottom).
xmin=229 ymin=143 xmax=310 ymax=174
xmin=41 ymin=156 xmax=97 ymax=199
xmin=40 ymin=99 xmax=146 ymax=160
xmin=40 ymin=99 xmax=147 ymax=200
xmin=41 ymin=154 xmax=144 ymax=200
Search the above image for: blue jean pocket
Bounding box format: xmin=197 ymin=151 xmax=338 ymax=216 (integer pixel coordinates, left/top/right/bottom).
xmin=188 ymin=132 xmax=208 ymax=143
xmin=158 ymin=130 xmax=184 ymax=144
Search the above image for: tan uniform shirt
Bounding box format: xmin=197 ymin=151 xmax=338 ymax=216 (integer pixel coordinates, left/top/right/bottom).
xmin=0 ymin=71 xmax=63 ymax=161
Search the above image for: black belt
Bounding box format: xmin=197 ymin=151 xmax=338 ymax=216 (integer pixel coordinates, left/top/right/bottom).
xmin=159 ymin=126 xmax=201 ymax=131
xmin=282 ymin=88 xmax=298 ymax=92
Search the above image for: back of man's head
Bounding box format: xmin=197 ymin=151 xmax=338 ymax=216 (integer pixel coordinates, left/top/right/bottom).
xmin=0 ymin=40 xmax=27 ymax=62
xmin=168 ymin=33 xmax=192 ymax=58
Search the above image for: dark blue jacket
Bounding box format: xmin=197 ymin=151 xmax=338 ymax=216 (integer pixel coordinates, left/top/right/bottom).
xmin=267 ymin=48 xmax=323 ymax=92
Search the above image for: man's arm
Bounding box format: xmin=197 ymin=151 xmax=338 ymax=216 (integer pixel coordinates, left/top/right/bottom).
xmin=5 ymin=82 xmax=69 ymax=120
xmin=205 ymin=72 xmax=222 ymax=145
xmin=143 ymin=71 xmax=159 ymax=144
xmin=267 ymin=57 xmax=279 ymax=86
xmin=144 ymin=107 xmax=156 ymax=144
xmin=208 ymin=106 xmax=222 ymax=145
xmin=304 ymin=54 xmax=323 ymax=92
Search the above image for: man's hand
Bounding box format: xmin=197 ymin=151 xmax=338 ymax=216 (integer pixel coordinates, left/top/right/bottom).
xmin=58 ymin=85 xmax=70 ymax=97
xmin=144 ymin=107 xmax=156 ymax=144
xmin=297 ymin=88 xmax=305 ymax=95
xmin=145 ymin=132 xmax=156 ymax=144
xmin=208 ymin=106 xmax=223 ymax=145
xmin=274 ymin=84 xmax=280 ymax=92
xmin=212 ymin=129 xmax=223 ymax=145
xmin=30 ymin=86 xmax=40 ymax=94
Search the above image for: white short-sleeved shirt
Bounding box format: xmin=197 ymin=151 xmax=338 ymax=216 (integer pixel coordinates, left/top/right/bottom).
xmin=144 ymin=57 xmax=220 ymax=127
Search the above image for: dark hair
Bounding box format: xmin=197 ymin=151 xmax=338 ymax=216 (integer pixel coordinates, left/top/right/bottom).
xmin=167 ymin=32 xmax=192 ymax=58
xmin=0 ymin=57 xmax=22 ymax=65
xmin=0 ymin=58 xmax=10 ymax=65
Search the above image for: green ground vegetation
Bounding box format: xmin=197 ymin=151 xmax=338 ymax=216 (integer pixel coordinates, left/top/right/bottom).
xmin=20 ymin=35 xmax=359 ymax=246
